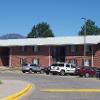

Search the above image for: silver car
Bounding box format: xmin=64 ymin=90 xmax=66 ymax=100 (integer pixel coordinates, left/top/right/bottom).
xmin=22 ymin=63 xmax=45 ymax=73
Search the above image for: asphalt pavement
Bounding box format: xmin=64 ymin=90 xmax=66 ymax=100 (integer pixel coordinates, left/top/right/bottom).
xmin=0 ymin=67 xmax=31 ymax=99
xmin=1 ymin=68 xmax=100 ymax=100
xmin=0 ymin=79 xmax=32 ymax=100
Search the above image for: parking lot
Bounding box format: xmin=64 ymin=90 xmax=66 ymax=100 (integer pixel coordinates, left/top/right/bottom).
xmin=0 ymin=71 xmax=100 ymax=100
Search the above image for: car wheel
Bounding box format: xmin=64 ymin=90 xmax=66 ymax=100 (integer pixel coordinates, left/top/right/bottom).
xmin=22 ymin=71 xmax=25 ymax=73
xmin=34 ymin=71 xmax=37 ymax=73
xmin=29 ymin=69 xmax=33 ymax=73
xmin=40 ymin=70 xmax=44 ymax=74
xmin=85 ymin=73 xmax=89 ymax=78
xmin=45 ymin=71 xmax=49 ymax=75
xmin=60 ymin=70 xmax=65 ymax=76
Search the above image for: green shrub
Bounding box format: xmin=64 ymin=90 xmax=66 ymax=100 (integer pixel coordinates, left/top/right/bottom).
xmin=21 ymin=59 xmax=28 ymax=66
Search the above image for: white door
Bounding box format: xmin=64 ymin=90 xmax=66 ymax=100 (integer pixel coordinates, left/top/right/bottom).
xmin=66 ymin=64 xmax=75 ymax=74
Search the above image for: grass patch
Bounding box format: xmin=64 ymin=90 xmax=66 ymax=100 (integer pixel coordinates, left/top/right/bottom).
xmin=0 ymin=80 xmax=2 ymax=84
xmin=0 ymin=66 xmax=21 ymax=71
xmin=9 ymin=67 xmax=21 ymax=71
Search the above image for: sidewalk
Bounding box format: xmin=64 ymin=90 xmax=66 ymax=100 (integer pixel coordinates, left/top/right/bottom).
xmin=0 ymin=66 xmax=21 ymax=72
xmin=0 ymin=80 xmax=32 ymax=100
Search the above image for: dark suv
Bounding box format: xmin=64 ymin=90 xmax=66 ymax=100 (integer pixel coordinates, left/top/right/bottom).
xmin=96 ymin=68 xmax=100 ymax=78
xmin=75 ymin=66 xmax=96 ymax=77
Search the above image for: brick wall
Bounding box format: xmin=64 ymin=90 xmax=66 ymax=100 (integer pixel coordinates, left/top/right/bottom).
xmin=65 ymin=45 xmax=92 ymax=66
xmin=65 ymin=44 xmax=100 ymax=67
xmin=0 ymin=43 xmax=100 ymax=67
xmin=9 ymin=46 xmax=50 ymax=67
xmin=94 ymin=43 xmax=100 ymax=67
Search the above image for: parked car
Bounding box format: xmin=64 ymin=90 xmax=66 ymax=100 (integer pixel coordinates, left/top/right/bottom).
xmin=75 ymin=66 xmax=96 ymax=77
xmin=95 ymin=68 xmax=100 ymax=79
xmin=22 ymin=63 xmax=45 ymax=73
xmin=50 ymin=62 xmax=76 ymax=76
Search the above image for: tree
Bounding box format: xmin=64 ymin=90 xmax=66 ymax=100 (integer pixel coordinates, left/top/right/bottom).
xmin=27 ymin=22 xmax=54 ymax=38
xmin=79 ymin=19 xmax=100 ymax=35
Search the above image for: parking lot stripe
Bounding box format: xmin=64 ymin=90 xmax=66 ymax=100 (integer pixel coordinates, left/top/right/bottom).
xmin=40 ymin=88 xmax=100 ymax=92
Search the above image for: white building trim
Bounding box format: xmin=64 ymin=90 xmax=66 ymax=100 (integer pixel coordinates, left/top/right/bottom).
xmin=0 ymin=35 xmax=100 ymax=47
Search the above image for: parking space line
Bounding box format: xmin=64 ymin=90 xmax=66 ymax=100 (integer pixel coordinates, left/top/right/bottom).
xmin=40 ymin=88 xmax=100 ymax=92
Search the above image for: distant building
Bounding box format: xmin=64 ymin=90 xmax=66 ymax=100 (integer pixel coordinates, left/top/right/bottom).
xmin=0 ymin=35 xmax=100 ymax=67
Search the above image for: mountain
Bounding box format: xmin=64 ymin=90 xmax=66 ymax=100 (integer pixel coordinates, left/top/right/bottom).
xmin=0 ymin=33 xmax=26 ymax=39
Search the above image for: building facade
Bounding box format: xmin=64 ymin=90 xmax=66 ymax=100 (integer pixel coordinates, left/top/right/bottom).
xmin=0 ymin=35 xmax=100 ymax=67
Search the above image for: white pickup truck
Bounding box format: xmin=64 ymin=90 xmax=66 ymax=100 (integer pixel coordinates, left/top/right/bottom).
xmin=50 ymin=62 xmax=76 ymax=76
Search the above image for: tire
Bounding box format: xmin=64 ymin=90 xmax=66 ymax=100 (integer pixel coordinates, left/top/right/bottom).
xmin=40 ymin=70 xmax=44 ymax=74
xmin=45 ymin=70 xmax=50 ymax=75
xmin=29 ymin=69 xmax=33 ymax=73
xmin=85 ymin=73 xmax=89 ymax=78
xmin=34 ymin=71 xmax=37 ymax=73
xmin=60 ymin=70 xmax=65 ymax=76
xmin=45 ymin=71 xmax=49 ymax=75
xmin=22 ymin=71 xmax=25 ymax=73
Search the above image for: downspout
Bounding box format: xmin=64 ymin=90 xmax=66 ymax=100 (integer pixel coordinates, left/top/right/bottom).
xmin=9 ymin=55 xmax=11 ymax=67
xmin=9 ymin=48 xmax=11 ymax=67
xmin=91 ymin=45 xmax=94 ymax=66
xmin=49 ymin=46 xmax=51 ymax=66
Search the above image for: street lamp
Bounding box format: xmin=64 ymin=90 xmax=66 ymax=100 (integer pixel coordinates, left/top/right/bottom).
xmin=81 ymin=17 xmax=87 ymax=66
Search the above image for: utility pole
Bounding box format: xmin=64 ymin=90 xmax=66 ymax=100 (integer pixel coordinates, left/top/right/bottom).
xmin=81 ymin=17 xmax=87 ymax=66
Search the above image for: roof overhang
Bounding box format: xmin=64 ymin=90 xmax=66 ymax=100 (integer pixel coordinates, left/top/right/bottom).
xmin=0 ymin=35 xmax=100 ymax=47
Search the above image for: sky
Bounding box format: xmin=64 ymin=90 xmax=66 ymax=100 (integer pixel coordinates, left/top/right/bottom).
xmin=0 ymin=0 xmax=100 ymax=37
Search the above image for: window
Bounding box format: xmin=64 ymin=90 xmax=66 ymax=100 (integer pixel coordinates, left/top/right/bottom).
xmin=51 ymin=64 xmax=58 ymax=66
xmin=71 ymin=65 xmax=76 ymax=68
xmin=30 ymin=64 xmax=37 ymax=66
xmin=70 ymin=45 xmax=76 ymax=53
xmin=21 ymin=46 xmax=27 ymax=52
xmin=82 ymin=59 xmax=91 ymax=66
xmin=32 ymin=58 xmax=39 ymax=65
xmin=21 ymin=47 xmax=25 ymax=52
xmin=58 ymin=64 xmax=64 ymax=67
xmin=33 ymin=46 xmax=39 ymax=53
xmin=86 ymin=45 xmax=92 ymax=52
xmin=66 ymin=64 xmax=70 ymax=67
xmin=85 ymin=59 xmax=91 ymax=66
xmin=69 ymin=59 xmax=77 ymax=66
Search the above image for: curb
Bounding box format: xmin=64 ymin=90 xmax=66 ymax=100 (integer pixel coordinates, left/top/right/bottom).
xmin=1 ymin=83 xmax=32 ymax=100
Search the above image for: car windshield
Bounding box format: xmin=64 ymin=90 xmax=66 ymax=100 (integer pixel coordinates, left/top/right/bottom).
xmin=58 ymin=64 xmax=64 ymax=67
xmin=22 ymin=63 xmax=28 ymax=66
xmin=51 ymin=64 xmax=58 ymax=66
xmin=30 ymin=64 xmax=37 ymax=66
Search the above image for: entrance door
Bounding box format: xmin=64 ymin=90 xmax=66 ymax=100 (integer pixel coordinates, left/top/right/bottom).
xmin=0 ymin=47 xmax=9 ymax=66
xmin=52 ymin=46 xmax=65 ymax=62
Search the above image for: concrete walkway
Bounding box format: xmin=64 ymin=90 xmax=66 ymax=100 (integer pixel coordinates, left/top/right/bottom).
xmin=0 ymin=80 xmax=32 ymax=100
